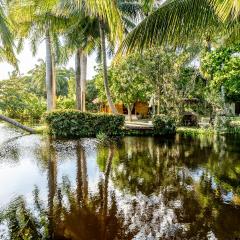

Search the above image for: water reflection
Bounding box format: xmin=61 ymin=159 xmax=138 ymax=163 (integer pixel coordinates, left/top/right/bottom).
xmin=0 ymin=125 xmax=240 ymax=239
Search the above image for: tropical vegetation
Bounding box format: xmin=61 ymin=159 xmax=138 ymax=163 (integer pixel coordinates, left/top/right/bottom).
xmin=0 ymin=0 xmax=238 ymax=134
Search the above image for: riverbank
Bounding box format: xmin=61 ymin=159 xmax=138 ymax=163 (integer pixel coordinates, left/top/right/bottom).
xmin=32 ymin=124 xmax=240 ymax=138
xmin=2 ymin=115 xmax=240 ymax=137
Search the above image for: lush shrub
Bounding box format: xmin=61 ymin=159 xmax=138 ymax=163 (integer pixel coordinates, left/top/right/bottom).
xmin=45 ymin=110 xmax=125 ymax=138
xmin=56 ymin=96 xmax=75 ymax=110
xmin=153 ymin=114 xmax=176 ymax=135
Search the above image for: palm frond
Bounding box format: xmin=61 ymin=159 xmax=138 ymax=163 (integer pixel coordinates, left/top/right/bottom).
xmin=213 ymin=0 xmax=240 ymax=21
xmin=118 ymin=0 xmax=222 ymax=54
xmin=0 ymin=0 xmax=16 ymax=65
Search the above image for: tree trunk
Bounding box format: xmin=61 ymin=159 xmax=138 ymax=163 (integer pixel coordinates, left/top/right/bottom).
xmin=75 ymin=48 xmax=82 ymax=110
xmin=127 ymin=105 xmax=133 ymax=121
xmin=81 ymin=52 xmax=87 ymax=112
xmin=206 ymin=36 xmax=212 ymax=53
xmin=99 ymin=21 xmax=118 ymax=114
xmin=46 ymin=29 xmax=55 ymax=111
xmin=52 ymin=51 xmax=57 ymax=109
xmin=157 ymin=98 xmax=160 ymax=115
xmin=0 ymin=114 xmax=36 ymax=134
xmin=206 ymin=36 xmax=215 ymax=124
xmin=157 ymin=87 xmax=161 ymax=115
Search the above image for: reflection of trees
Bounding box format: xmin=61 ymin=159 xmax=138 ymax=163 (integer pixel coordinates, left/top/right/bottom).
xmin=0 ymin=142 xmax=20 ymax=163
xmin=1 ymin=135 xmax=240 ymax=239
xmin=55 ymin=144 xmax=132 ymax=240
xmin=0 ymin=142 xmax=131 ymax=240
xmin=47 ymin=138 xmax=57 ymax=239
xmin=109 ymin=136 xmax=240 ymax=239
xmin=76 ymin=141 xmax=88 ymax=206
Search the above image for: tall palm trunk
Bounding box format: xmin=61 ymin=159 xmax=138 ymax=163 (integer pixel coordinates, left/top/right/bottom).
xmin=45 ymin=28 xmax=55 ymax=111
xmin=75 ymin=48 xmax=82 ymax=110
xmin=81 ymin=52 xmax=87 ymax=112
xmin=99 ymin=21 xmax=118 ymax=114
xmin=52 ymin=51 xmax=56 ymax=109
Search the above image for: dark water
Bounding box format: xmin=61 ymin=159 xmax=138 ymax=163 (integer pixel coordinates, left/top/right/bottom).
xmin=0 ymin=124 xmax=240 ymax=240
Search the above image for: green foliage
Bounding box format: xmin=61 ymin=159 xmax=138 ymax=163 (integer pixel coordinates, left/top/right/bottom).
xmin=177 ymin=127 xmax=214 ymax=136
xmin=45 ymin=110 xmax=125 ymax=138
xmin=153 ymin=114 xmax=176 ymax=135
xmin=86 ymin=80 xmax=99 ymax=112
xmin=201 ymin=44 xmax=240 ymax=102
xmin=96 ymin=132 xmax=110 ymax=144
xmin=0 ymin=62 xmax=75 ymax=122
xmin=95 ymin=53 xmax=151 ymax=111
xmin=96 ymin=47 xmax=203 ymax=117
xmin=56 ymin=96 xmax=75 ymax=110
xmin=0 ymin=78 xmax=46 ymax=121
xmin=27 ymin=60 xmax=75 ymax=98
xmin=120 ymin=0 xmax=239 ymax=54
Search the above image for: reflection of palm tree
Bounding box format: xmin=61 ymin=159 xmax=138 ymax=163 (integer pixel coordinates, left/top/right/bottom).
xmin=1 ymin=143 xmax=125 ymax=240
xmin=47 ymin=138 xmax=57 ymax=239
xmin=100 ymin=145 xmax=114 ymax=239
xmin=56 ymin=144 xmax=130 ymax=240
xmin=76 ymin=141 xmax=88 ymax=206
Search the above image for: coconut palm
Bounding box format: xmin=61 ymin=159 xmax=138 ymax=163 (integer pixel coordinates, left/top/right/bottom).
xmin=60 ymin=0 xmax=144 ymax=113
xmin=58 ymin=0 xmax=124 ymax=114
xmin=8 ymin=0 xmax=70 ymax=111
xmin=0 ymin=2 xmax=37 ymax=132
xmin=58 ymin=7 xmax=100 ymax=111
xmin=99 ymin=0 xmax=145 ymax=114
xmin=119 ymin=0 xmax=240 ymax=54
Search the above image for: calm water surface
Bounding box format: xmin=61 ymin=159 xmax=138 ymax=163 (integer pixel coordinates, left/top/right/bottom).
xmin=0 ymin=123 xmax=240 ymax=239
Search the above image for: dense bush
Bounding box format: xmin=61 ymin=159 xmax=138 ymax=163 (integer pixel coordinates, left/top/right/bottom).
xmin=45 ymin=110 xmax=125 ymax=138
xmin=56 ymin=97 xmax=75 ymax=110
xmin=153 ymin=114 xmax=176 ymax=135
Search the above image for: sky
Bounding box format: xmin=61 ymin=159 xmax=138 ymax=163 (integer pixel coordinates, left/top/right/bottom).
xmin=0 ymin=40 xmax=98 ymax=80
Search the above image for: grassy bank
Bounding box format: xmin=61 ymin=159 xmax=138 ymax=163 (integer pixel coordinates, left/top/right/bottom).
xmin=177 ymin=127 xmax=214 ymax=136
xmin=33 ymin=125 xmax=240 ymax=137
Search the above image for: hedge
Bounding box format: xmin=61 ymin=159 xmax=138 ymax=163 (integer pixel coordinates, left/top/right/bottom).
xmin=153 ymin=114 xmax=176 ymax=135
xmin=45 ymin=110 xmax=125 ymax=138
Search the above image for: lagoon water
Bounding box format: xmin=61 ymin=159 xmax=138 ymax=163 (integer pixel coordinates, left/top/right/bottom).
xmin=0 ymin=123 xmax=240 ymax=239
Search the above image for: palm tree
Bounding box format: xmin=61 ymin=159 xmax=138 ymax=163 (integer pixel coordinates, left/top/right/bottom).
xmin=119 ymin=0 xmax=240 ymax=54
xmin=98 ymin=0 xmax=144 ymax=114
xmin=0 ymin=0 xmax=16 ymax=65
xmin=8 ymin=0 xmax=69 ymax=111
xmin=0 ymin=1 xmax=38 ymax=132
xmin=58 ymin=7 xmax=100 ymax=111
xmin=214 ymin=0 xmax=240 ymax=21
xmin=99 ymin=20 xmax=118 ymax=114
xmin=59 ymin=0 xmax=123 ymax=114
